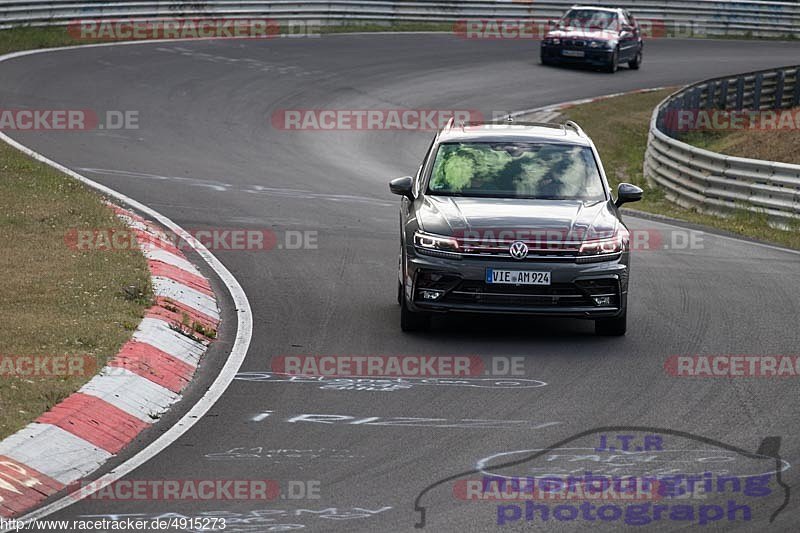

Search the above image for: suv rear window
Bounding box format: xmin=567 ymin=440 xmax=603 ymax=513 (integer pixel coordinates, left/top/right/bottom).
xmin=427 ymin=142 xmax=606 ymax=201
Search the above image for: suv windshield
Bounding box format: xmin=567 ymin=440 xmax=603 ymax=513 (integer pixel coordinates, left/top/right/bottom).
xmin=559 ymin=9 xmax=618 ymax=31
xmin=427 ymin=141 xmax=606 ymax=201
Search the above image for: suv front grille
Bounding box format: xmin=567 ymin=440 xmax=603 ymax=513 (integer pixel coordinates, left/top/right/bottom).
xmin=439 ymin=279 xmax=619 ymax=308
xmin=457 ymin=237 xmax=581 ymax=262
xmin=415 ymin=236 xmax=623 ymax=264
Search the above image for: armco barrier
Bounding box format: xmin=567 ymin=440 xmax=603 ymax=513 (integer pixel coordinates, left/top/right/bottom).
xmin=644 ymin=65 xmax=800 ymax=228
xmin=0 ymin=1 xmax=800 ymax=38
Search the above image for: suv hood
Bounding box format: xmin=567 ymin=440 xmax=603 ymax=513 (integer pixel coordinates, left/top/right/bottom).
xmin=418 ymin=196 xmax=619 ymax=242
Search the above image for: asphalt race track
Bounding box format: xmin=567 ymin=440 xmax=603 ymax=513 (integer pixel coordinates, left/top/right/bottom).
xmin=2 ymin=35 xmax=800 ymax=531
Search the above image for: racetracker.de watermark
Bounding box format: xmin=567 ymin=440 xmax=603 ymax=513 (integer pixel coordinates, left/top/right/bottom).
xmin=665 ymin=355 xmax=800 ymax=377
xmin=0 ymin=355 xmax=97 ymax=378
xmin=453 ymin=19 xmax=705 ymax=40
xmin=0 ymin=109 xmax=138 ymax=131
xmin=64 ymin=228 xmax=318 ymax=252
xmin=271 ymin=109 xmax=483 ymax=131
xmin=271 ymin=355 xmax=525 ymax=377
xmin=454 ymin=476 xmax=665 ymax=502
xmin=451 ymin=228 xmax=704 ymax=252
xmin=664 ymin=108 xmax=800 ymax=132
xmin=67 ymin=479 xmax=321 ymax=501
xmin=67 ymin=18 xmax=321 ymax=40
xmin=1 ymin=518 xmax=214 ymax=532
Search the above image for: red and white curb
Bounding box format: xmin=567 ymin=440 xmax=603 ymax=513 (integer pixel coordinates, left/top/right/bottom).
xmin=0 ymin=204 xmax=219 ymax=518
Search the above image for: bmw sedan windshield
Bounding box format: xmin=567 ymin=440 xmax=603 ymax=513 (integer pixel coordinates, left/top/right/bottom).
xmin=427 ymin=141 xmax=606 ymax=200
xmin=559 ymin=9 xmax=618 ymax=30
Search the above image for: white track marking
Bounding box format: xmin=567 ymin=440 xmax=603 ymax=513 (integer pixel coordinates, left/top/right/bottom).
xmin=151 ymin=277 xmax=220 ymax=320
xmin=79 ymin=368 xmax=180 ymax=423
xmin=143 ymin=247 xmax=201 ymax=275
xmin=0 ymin=42 xmax=252 ymax=528
xmin=132 ymin=317 xmax=206 ymax=365
xmin=0 ymin=425 xmax=112 ymax=485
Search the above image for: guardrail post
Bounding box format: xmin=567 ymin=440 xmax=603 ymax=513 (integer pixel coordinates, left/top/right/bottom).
xmin=665 ymin=101 xmax=677 ymax=136
xmin=793 ymin=69 xmax=800 ymax=107
xmin=753 ymin=73 xmax=763 ymax=110
xmin=705 ymin=81 xmax=716 ymax=108
xmin=719 ymin=80 xmax=729 ymax=109
xmin=774 ymin=71 xmax=785 ymax=109
xmin=735 ymin=78 xmax=745 ymax=110
xmin=691 ymin=87 xmax=701 ymax=112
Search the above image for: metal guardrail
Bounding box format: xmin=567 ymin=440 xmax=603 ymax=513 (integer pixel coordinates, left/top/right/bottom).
xmin=0 ymin=1 xmax=800 ymax=37
xmin=644 ymin=65 xmax=800 ymax=228
xmin=2 ymin=3 xmax=798 ymax=225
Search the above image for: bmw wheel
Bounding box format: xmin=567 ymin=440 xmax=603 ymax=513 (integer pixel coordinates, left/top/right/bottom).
xmin=605 ymin=48 xmax=619 ymax=73
xmin=629 ymin=48 xmax=642 ymax=70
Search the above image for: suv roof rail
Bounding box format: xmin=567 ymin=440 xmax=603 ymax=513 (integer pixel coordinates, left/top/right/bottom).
xmin=458 ymin=120 xmax=566 ymax=131
xmin=563 ymin=120 xmax=585 ymax=137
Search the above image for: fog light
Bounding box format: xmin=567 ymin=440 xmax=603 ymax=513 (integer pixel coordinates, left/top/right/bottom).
xmin=421 ymin=289 xmax=444 ymax=301
xmin=593 ymin=296 xmax=612 ymax=306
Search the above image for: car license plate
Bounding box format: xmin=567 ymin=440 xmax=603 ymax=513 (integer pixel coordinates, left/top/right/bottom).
xmin=562 ymin=50 xmax=585 ymax=57
xmin=486 ymin=269 xmax=551 ymax=285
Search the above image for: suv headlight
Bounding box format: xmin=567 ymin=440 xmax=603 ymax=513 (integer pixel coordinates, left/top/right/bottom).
xmin=578 ymin=229 xmax=629 ymax=256
xmin=414 ymin=231 xmax=459 ymax=252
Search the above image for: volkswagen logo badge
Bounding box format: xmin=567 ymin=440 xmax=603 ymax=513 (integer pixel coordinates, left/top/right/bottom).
xmin=509 ymin=241 xmax=529 ymax=260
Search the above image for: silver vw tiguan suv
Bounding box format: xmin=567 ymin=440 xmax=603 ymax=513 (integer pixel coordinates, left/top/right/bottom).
xmin=390 ymin=119 xmax=642 ymax=335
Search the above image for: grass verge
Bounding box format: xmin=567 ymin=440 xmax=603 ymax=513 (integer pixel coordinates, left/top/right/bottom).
xmin=558 ymin=89 xmax=800 ymax=250
xmin=681 ymin=119 xmax=800 ymax=165
xmin=0 ymin=142 xmax=151 ymax=439
xmin=0 ymin=25 xmax=109 ymax=55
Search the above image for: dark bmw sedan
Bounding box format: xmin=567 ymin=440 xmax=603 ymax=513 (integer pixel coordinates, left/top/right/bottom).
xmin=389 ymin=119 xmax=643 ymax=335
xmin=540 ymin=6 xmax=643 ymax=72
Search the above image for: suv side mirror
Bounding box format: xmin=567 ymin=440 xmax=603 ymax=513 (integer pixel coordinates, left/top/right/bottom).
xmin=615 ymin=183 xmax=643 ymax=207
xmin=389 ymin=176 xmax=414 ymax=200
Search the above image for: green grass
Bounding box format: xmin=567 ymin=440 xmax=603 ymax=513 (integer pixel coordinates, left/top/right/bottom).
xmin=558 ymin=89 xmax=800 ymax=250
xmin=0 ymin=143 xmax=151 ymax=439
xmin=680 ymin=120 xmax=800 ymax=166
xmin=0 ymin=25 xmax=106 ymax=55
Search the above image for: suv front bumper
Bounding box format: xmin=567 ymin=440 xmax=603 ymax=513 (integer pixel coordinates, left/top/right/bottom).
xmin=404 ymin=249 xmax=628 ymax=318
